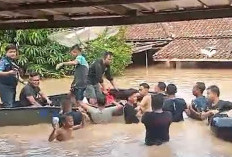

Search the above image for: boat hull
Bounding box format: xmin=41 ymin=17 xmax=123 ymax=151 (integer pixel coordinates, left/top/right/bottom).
xmin=210 ymin=114 xmax=232 ymax=141
xmin=0 ymin=107 xmax=60 ymax=126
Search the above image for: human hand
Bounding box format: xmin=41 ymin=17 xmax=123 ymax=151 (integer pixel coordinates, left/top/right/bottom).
xmin=47 ymin=99 xmax=52 ymax=105
xmin=7 ymin=70 xmax=17 ymax=75
xmin=210 ymin=110 xmax=219 ymax=115
xmin=56 ymin=63 xmax=63 ymax=70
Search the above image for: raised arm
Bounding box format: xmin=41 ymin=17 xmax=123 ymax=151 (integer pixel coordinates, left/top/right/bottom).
xmin=48 ymin=124 xmax=60 ymax=142
xmin=56 ymin=60 xmax=78 ymax=70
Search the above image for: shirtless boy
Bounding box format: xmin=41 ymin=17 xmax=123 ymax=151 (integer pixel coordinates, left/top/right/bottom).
xmin=48 ymin=114 xmax=75 ymax=142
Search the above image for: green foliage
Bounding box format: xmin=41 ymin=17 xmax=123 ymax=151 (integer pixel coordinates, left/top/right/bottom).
xmin=0 ymin=29 xmax=71 ymax=78
xmin=0 ymin=27 xmax=132 ymax=78
xmin=85 ymin=27 xmax=132 ymax=75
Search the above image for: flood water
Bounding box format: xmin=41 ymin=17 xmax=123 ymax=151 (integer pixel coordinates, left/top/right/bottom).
xmin=1 ymin=66 xmax=232 ymax=157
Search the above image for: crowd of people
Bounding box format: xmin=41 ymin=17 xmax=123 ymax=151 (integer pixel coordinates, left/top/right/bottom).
xmin=1 ymin=44 xmax=232 ymax=145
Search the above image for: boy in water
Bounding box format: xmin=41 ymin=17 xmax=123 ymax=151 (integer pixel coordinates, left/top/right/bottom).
xmin=48 ymin=114 xmax=74 ymax=142
xmin=163 ymin=84 xmax=189 ymax=122
xmin=136 ymin=83 xmax=152 ymax=116
xmin=124 ymin=89 xmax=139 ymax=124
xmin=142 ymin=95 xmax=172 ymax=146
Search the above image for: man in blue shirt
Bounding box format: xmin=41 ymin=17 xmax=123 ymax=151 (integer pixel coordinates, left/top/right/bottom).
xmin=56 ymin=45 xmax=89 ymax=105
xmin=0 ymin=44 xmax=19 ymax=108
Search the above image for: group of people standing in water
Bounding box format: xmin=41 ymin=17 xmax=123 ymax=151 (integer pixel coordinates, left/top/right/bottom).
xmin=1 ymin=44 xmax=232 ymax=145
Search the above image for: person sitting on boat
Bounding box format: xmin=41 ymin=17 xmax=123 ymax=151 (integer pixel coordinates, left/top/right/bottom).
xmin=80 ymin=93 xmax=123 ymax=124
xmin=189 ymin=82 xmax=209 ymax=119
xmin=85 ymin=51 xmax=118 ymax=105
xmin=59 ymin=98 xmax=86 ymax=130
xmin=200 ymin=85 xmax=232 ymax=120
xmin=136 ymin=83 xmax=152 ymax=117
xmin=0 ymin=44 xmax=23 ymax=108
xmin=163 ymin=84 xmax=189 ymax=122
xmin=49 ymin=114 xmax=74 ymax=142
xmin=142 ymin=94 xmax=172 ymax=146
xmin=56 ymin=45 xmax=89 ymax=105
xmin=124 ymin=89 xmax=139 ymax=124
xmin=19 ymin=72 xmax=52 ymax=107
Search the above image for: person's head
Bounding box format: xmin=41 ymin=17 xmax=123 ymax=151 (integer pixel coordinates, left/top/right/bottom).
xmin=192 ymin=82 xmax=206 ymax=97
xmin=126 ymin=89 xmax=138 ymax=104
xmin=28 ymin=72 xmax=40 ymax=87
xmin=154 ymin=82 xmax=166 ymax=93
xmin=166 ymin=84 xmax=177 ymax=96
xmin=152 ymin=95 xmax=164 ymax=110
xmin=60 ymin=114 xmax=74 ymax=128
xmin=207 ymin=85 xmax=220 ymax=102
xmin=70 ymin=44 xmax=82 ymax=57
xmin=139 ymin=83 xmax=150 ymax=96
xmin=97 ymin=94 xmax=106 ymax=107
xmin=5 ymin=44 xmax=18 ymax=60
xmin=62 ymin=98 xmax=72 ymax=113
xmin=103 ymin=51 xmax=113 ymax=65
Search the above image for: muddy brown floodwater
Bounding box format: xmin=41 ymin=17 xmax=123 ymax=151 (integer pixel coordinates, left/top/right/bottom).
xmin=1 ymin=66 xmax=232 ymax=157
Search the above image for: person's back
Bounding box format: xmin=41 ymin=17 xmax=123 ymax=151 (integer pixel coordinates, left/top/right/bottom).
xmin=142 ymin=95 xmax=172 ymax=146
xmin=163 ymin=98 xmax=187 ymax=122
xmin=88 ymin=106 xmax=118 ymax=123
xmin=142 ymin=111 xmax=172 ymax=145
xmin=162 ymin=84 xmax=187 ymax=122
xmin=124 ymin=103 xmax=139 ymax=124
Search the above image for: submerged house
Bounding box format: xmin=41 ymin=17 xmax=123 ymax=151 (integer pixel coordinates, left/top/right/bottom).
xmin=125 ymin=18 xmax=232 ymax=68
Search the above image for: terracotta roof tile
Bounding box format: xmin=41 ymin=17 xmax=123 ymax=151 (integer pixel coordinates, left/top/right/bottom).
xmin=153 ymin=39 xmax=232 ymax=60
xmin=125 ymin=18 xmax=232 ymax=40
xmin=125 ymin=23 xmax=169 ymax=41
xmin=166 ymin=18 xmax=232 ymax=38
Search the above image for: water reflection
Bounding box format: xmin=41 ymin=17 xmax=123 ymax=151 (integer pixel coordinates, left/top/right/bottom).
xmin=1 ymin=66 xmax=232 ymax=156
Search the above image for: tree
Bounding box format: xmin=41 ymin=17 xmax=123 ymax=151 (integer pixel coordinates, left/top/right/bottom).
xmin=0 ymin=27 xmax=132 ymax=77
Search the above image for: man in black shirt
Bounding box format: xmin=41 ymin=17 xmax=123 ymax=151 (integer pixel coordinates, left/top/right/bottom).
xmin=19 ymin=72 xmax=52 ymax=107
xmin=201 ymin=85 xmax=232 ymax=120
xmin=153 ymin=82 xmax=167 ymax=110
xmin=163 ymin=84 xmax=188 ymax=122
xmin=124 ymin=89 xmax=139 ymax=124
xmin=142 ymin=95 xmax=172 ymax=146
xmin=85 ymin=51 xmax=117 ymax=105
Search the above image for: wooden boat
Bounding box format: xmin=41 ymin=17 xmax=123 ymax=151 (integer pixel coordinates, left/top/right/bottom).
xmin=0 ymin=91 xmax=125 ymax=126
xmin=0 ymin=88 xmax=153 ymax=126
xmin=210 ymin=112 xmax=232 ymax=141
xmin=0 ymin=94 xmax=67 ymax=126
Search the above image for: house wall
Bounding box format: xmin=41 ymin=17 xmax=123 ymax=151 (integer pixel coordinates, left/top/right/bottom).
xmin=153 ymin=61 xmax=232 ymax=69
xmin=132 ymin=49 xmax=158 ymax=66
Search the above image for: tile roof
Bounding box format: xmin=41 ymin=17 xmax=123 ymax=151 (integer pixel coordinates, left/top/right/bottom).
xmin=165 ymin=18 xmax=232 ymax=38
xmin=153 ymin=39 xmax=232 ymax=61
xmin=125 ymin=23 xmax=169 ymax=41
xmin=125 ymin=18 xmax=232 ymax=40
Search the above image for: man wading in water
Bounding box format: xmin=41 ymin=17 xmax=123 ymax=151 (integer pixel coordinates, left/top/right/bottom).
xmin=85 ymin=51 xmax=118 ymax=105
xmin=56 ymin=45 xmax=89 ymax=105
xmin=0 ymin=44 xmax=23 ymax=108
xmin=136 ymin=83 xmax=152 ymax=117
